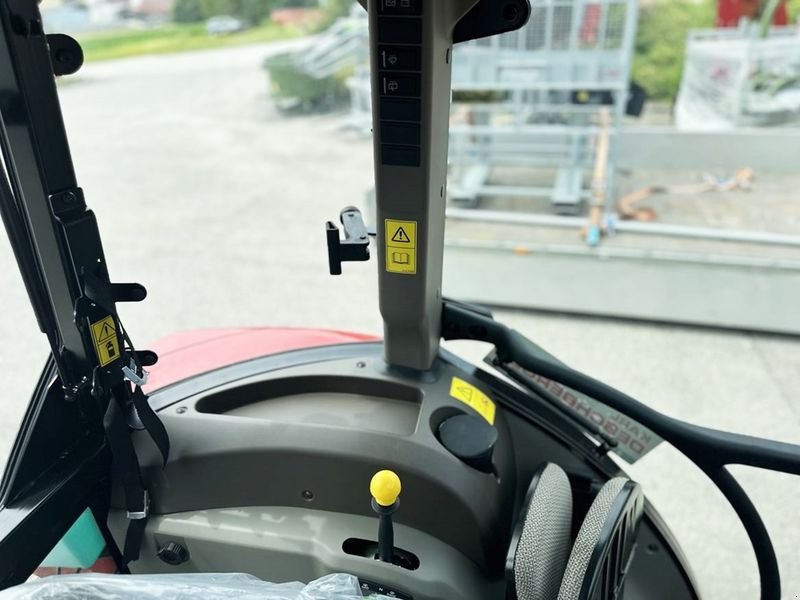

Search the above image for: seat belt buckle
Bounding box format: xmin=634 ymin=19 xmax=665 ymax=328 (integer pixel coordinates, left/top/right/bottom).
xmin=122 ymin=358 xmax=148 ymax=387
xmin=126 ymin=490 xmax=150 ymax=520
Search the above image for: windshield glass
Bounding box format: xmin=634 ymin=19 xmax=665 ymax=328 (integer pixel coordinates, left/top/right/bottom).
xmin=0 ymin=1 xmax=798 ymax=597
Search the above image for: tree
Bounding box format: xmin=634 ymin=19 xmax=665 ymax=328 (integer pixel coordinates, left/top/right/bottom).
xmin=173 ymin=0 xmax=204 ymax=22
xmin=632 ymin=0 xmax=715 ymax=101
xmin=317 ymin=0 xmax=354 ymax=29
xmin=198 ymin=0 xmax=237 ymax=18
xmin=196 ymin=0 xmax=273 ymax=23
xmin=239 ymin=0 xmax=272 ymax=25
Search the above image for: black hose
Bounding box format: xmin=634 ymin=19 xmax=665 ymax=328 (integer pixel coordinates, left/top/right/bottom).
xmin=503 ymin=327 xmax=800 ymax=476
xmin=708 ymin=467 xmax=780 ymax=600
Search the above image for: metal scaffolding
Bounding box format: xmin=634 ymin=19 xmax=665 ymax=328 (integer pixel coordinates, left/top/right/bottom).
xmin=447 ymin=0 xmax=639 ymax=214
xmin=345 ymin=0 xmax=638 ymax=215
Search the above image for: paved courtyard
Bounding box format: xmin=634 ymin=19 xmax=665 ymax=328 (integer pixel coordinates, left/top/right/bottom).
xmin=0 ymin=42 xmax=797 ymax=598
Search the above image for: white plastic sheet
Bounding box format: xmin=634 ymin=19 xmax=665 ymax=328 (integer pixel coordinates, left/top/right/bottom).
xmin=676 ymin=27 xmax=800 ymax=130
xmin=0 ymin=572 xmax=380 ymax=600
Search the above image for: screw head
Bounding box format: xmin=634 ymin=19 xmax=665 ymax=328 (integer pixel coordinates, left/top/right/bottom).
xmin=301 ymin=489 xmax=314 ymax=501
xmin=176 ymin=406 xmax=188 ymax=414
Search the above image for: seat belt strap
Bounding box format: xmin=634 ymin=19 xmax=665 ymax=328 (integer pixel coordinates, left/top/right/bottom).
xmin=103 ymin=383 xmax=150 ymax=565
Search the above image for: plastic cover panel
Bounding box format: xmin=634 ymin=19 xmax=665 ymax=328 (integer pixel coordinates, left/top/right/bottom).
xmin=0 ymin=573 xmax=382 ymax=600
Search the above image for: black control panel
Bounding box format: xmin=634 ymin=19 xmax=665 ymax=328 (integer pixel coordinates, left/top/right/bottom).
xmin=360 ymin=578 xmax=414 ymax=599
xmin=377 ymin=0 xmax=423 ymax=167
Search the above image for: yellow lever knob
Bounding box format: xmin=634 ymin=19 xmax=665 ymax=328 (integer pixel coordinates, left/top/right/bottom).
xmin=370 ymin=470 xmax=402 ymax=507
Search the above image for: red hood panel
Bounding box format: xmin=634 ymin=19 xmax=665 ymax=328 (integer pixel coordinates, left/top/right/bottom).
xmin=143 ymin=328 xmax=377 ymax=392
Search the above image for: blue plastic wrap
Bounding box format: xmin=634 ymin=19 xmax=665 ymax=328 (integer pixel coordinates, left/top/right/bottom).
xmin=0 ymin=572 xmax=378 ymax=599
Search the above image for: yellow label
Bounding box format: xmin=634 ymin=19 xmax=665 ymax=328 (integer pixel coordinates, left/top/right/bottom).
xmin=449 ymin=377 xmax=496 ymax=425
xmin=90 ymin=315 xmax=121 ymax=367
xmin=385 ymin=219 xmax=417 ymax=275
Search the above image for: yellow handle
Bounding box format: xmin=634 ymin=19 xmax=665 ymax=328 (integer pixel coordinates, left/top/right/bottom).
xmin=370 ymin=470 xmax=402 ymax=507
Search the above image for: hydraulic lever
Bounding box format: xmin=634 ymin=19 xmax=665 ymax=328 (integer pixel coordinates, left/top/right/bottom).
xmin=369 ymin=470 xmax=402 ymax=563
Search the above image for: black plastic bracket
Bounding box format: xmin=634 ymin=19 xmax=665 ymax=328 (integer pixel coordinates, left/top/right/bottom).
xmin=326 ymin=206 xmax=372 ymax=275
xmin=49 ymin=188 xmax=86 ymax=217
xmin=109 ymin=283 xmax=147 ymax=304
xmin=136 ymin=350 xmax=158 ymax=367
xmin=46 ymin=33 xmax=83 ymax=77
xmin=453 ymin=0 xmax=531 ymax=44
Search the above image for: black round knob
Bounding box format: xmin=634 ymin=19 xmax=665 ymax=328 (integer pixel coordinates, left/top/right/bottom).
xmin=438 ymin=414 xmax=498 ymax=473
xmin=157 ymin=541 xmax=190 ymax=566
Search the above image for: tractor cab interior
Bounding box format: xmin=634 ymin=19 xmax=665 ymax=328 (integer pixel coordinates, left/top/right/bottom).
xmin=0 ymin=1 xmax=798 ymax=599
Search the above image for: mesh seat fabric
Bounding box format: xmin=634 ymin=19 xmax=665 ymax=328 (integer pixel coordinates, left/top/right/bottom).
xmin=511 ymin=463 xmax=573 ymax=600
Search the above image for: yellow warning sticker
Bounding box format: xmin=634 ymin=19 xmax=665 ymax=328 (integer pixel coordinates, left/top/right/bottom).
xmin=90 ymin=315 xmax=121 ymax=367
xmin=385 ymin=219 xmax=417 ymax=275
xmin=449 ymin=377 xmax=496 ymax=425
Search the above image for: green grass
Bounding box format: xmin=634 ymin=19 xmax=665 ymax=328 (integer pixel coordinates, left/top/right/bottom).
xmin=75 ymin=21 xmax=302 ymax=62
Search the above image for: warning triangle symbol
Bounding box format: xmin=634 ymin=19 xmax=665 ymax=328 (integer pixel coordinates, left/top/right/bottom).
xmin=391 ymin=227 xmax=411 ymax=244
xmin=98 ymin=323 xmax=115 ymax=342
xmin=458 ymin=386 xmax=473 ymax=401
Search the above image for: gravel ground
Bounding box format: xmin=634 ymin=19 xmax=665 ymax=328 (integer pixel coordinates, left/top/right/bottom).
xmin=0 ymin=41 xmax=798 ymax=599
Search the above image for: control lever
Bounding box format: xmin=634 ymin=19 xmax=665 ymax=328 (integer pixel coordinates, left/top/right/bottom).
xmin=326 ymin=206 xmax=373 ymax=275
xmin=370 ymin=470 xmax=402 ymax=563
